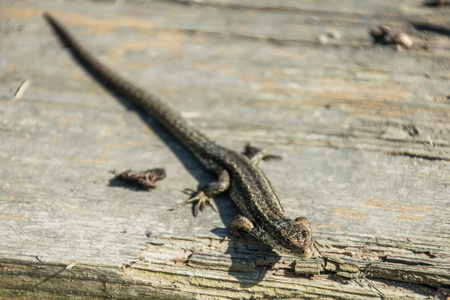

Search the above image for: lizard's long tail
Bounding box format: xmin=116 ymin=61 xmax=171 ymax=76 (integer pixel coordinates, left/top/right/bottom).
xmin=44 ymin=12 xmax=216 ymax=160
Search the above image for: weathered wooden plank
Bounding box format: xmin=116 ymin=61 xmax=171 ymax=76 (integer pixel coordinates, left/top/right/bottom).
xmin=123 ymin=235 xmax=449 ymax=299
xmin=0 ymin=0 xmax=449 ymax=298
xmin=0 ymin=258 xmax=191 ymax=299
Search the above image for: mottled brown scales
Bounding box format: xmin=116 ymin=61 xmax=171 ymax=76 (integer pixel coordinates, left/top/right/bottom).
xmin=44 ymin=12 xmax=312 ymax=258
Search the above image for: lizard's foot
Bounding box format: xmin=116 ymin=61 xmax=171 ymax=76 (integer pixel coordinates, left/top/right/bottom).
xmin=169 ymin=189 xmax=218 ymax=216
xmin=168 ymin=170 xmax=230 ymax=217
xmin=243 ymin=143 xmax=281 ymax=165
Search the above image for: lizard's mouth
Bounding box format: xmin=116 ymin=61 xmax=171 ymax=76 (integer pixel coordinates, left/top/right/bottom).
xmin=293 ymin=246 xmax=313 ymax=259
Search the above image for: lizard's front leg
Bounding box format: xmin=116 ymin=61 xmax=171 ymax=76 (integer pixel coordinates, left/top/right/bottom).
xmin=169 ymin=169 xmax=230 ymax=216
xmin=222 ymin=215 xmax=257 ymax=249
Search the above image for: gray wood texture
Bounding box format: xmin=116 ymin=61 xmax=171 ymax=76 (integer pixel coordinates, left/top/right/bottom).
xmin=1 ymin=0 xmax=449 ymax=298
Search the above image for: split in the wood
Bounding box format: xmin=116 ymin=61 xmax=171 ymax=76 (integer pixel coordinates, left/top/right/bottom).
xmin=410 ymin=21 xmax=450 ymax=37
xmin=423 ymin=0 xmax=450 ymax=6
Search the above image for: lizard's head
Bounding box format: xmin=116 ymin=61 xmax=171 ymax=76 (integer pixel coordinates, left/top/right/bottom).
xmin=276 ymin=217 xmax=313 ymax=258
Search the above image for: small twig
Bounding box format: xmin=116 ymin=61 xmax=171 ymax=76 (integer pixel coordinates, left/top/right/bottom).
xmin=362 ymin=277 xmax=389 ymax=300
xmin=13 ymin=79 xmax=30 ymax=100
xmin=33 ymin=262 xmax=76 ymax=288
xmin=65 ymin=262 xmax=76 ymax=269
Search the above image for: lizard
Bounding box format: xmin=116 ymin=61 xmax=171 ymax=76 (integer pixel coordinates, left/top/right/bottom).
xmin=44 ymin=12 xmax=313 ymax=259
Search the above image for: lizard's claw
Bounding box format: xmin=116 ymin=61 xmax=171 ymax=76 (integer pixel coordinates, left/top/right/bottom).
xmin=169 ymin=190 xmax=218 ymax=217
xmin=222 ymin=228 xmax=248 ymax=250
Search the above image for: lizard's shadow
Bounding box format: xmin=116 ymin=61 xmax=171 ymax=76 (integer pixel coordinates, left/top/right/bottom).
xmin=48 ymin=21 xmax=279 ymax=284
